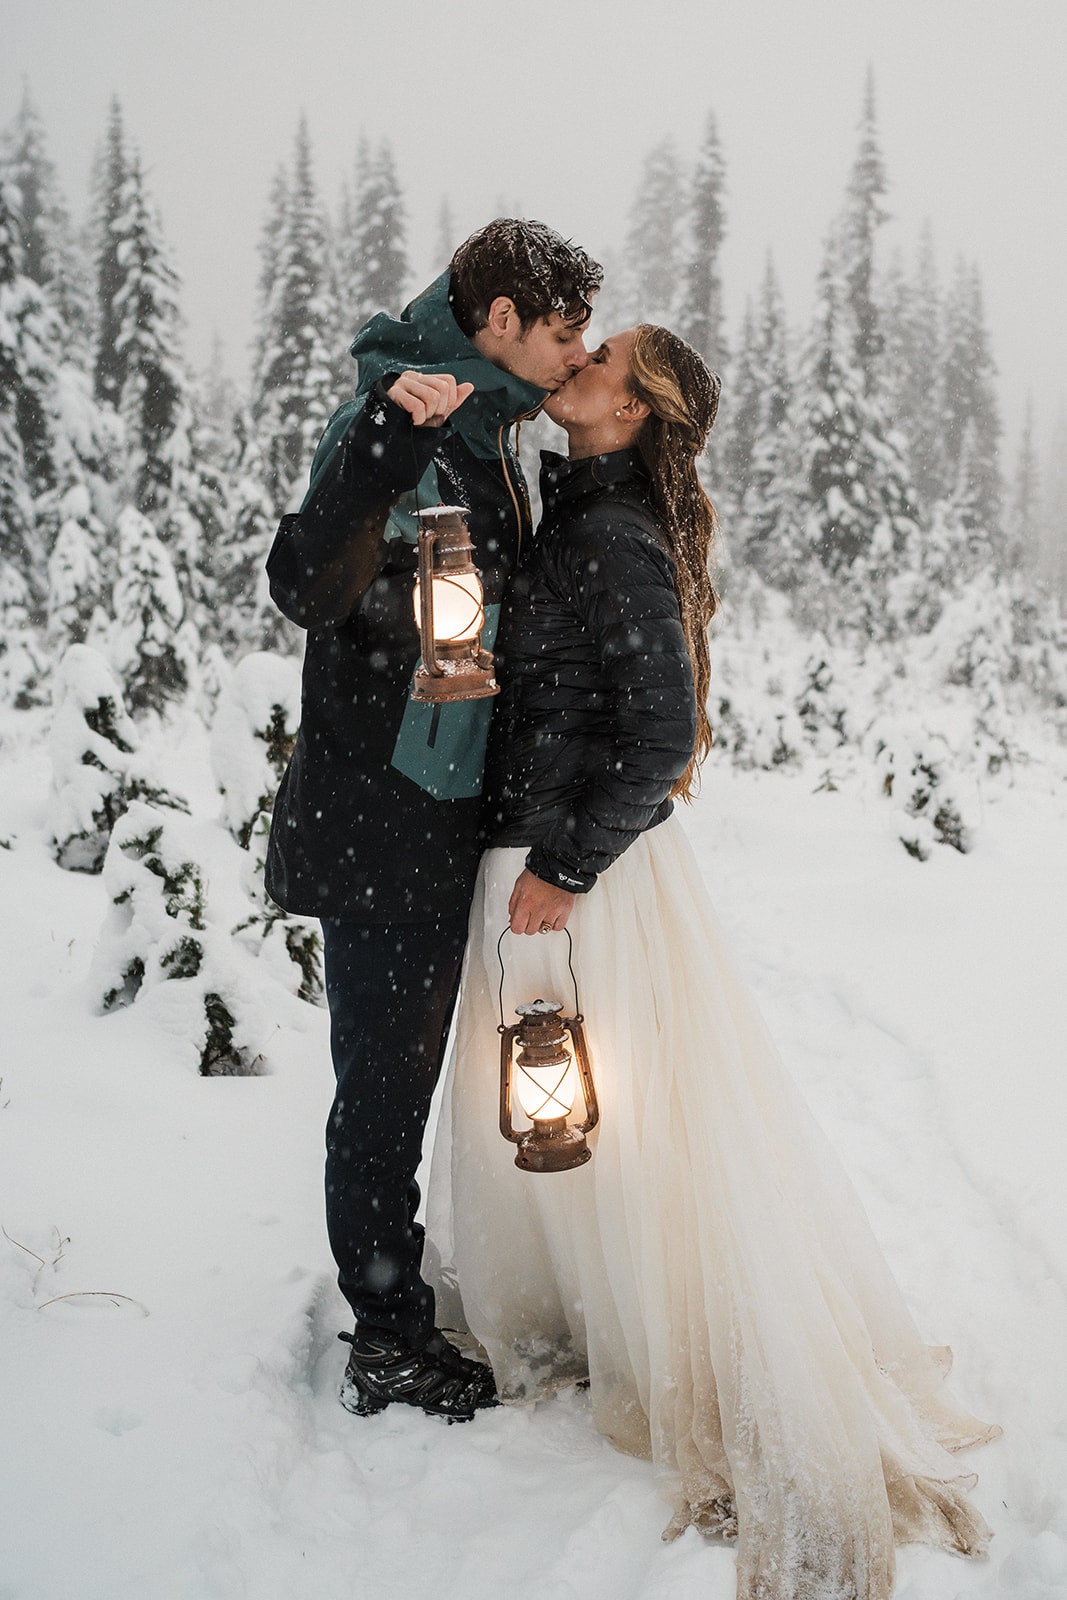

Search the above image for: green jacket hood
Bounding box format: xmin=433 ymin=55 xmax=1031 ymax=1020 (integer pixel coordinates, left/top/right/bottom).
xmin=348 ymin=272 xmax=548 ymax=459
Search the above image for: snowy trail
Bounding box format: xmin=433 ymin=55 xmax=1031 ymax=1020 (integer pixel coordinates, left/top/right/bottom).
xmin=2 ymin=735 xmax=1065 ymax=1600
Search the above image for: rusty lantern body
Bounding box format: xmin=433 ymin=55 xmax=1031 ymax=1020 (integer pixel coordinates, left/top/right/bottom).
xmin=499 ymin=999 xmax=599 ymax=1173
xmin=411 ymin=505 xmax=499 ymax=703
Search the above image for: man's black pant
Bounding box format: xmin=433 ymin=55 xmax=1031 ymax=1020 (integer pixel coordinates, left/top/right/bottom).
xmin=320 ymin=915 xmax=468 ymax=1346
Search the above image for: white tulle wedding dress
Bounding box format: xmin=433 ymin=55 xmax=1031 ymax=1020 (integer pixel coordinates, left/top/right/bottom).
xmin=424 ymin=820 xmax=998 ymax=1600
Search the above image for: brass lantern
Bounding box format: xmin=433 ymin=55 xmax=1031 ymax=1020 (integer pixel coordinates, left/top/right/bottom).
xmin=411 ymin=505 xmax=499 ymax=703
xmin=497 ymin=931 xmax=599 ymax=1173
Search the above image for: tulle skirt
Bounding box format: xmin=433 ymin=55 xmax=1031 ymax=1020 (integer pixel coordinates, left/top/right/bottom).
xmin=424 ymin=819 xmax=998 ymax=1600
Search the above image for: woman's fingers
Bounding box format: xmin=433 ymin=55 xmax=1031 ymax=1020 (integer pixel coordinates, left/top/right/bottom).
xmin=508 ymin=869 xmax=577 ymax=935
xmin=386 ymin=372 xmax=475 ymax=427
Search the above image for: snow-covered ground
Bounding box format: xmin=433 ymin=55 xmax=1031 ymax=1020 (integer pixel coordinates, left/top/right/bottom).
xmin=2 ymin=708 xmax=1065 ymax=1600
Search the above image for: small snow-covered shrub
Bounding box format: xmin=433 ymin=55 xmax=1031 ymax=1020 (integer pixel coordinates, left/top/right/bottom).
xmin=234 ymin=808 xmax=323 ymax=1004
xmin=866 ymin=715 xmax=975 ymax=861
xmin=0 ymin=562 xmax=45 ymax=709
xmin=49 ymin=645 xmax=187 ymax=873
xmin=107 ymin=507 xmax=191 ymax=716
xmin=46 ymin=484 xmax=106 ymax=649
xmin=93 ymin=801 xmax=258 ymax=1075
xmin=211 ymin=652 xmax=301 ymax=848
xmin=211 ymin=653 xmax=322 ymax=1001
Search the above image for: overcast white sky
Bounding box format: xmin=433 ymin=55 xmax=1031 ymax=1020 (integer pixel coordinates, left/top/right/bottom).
xmin=4 ymin=0 xmax=1065 ymax=462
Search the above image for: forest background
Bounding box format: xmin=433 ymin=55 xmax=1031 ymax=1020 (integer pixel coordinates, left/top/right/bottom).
xmin=1 ymin=0 xmax=1065 ymax=1044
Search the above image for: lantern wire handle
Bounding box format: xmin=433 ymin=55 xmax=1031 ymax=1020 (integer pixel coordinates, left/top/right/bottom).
xmin=496 ymin=924 xmax=582 ymax=1034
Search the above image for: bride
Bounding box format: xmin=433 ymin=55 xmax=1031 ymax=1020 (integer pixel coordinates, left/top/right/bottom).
xmin=424 ymin=324 xmax=998 ymax=1600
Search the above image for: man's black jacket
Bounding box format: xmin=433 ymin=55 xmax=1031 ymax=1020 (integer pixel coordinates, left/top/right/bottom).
xmin=264 ymin=274 xmax=545 ymax=922
xmin=486 ymin=449 xmax=698 ymax=893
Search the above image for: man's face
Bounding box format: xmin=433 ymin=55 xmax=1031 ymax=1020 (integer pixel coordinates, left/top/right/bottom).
xmin=495 ymin=310 xmax=591 ymax=392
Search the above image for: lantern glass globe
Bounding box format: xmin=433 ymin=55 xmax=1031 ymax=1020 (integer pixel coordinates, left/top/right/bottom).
xmin=516 ymin=1056 xmax=580 ymax=1122
xmin=413 ymin=571 xmax=484 ymax=644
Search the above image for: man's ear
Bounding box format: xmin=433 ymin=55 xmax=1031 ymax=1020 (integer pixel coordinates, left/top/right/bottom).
xmin=484 ymin=296 xmax=518 ymax=337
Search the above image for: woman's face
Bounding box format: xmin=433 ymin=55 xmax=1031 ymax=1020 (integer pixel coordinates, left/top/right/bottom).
xmin=543 ymin=328 xmax=639 ymax=431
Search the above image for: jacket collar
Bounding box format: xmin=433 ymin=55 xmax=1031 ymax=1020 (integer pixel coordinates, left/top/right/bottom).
xmin=539 ymin=447 xmax=651 ymax=513
xmin=348 ymin=272 xmax=548 ymax=460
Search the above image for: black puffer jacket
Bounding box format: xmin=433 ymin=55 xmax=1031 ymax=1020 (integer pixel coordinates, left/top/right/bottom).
xmin=485 ymin=449 xmax=698 ymax=893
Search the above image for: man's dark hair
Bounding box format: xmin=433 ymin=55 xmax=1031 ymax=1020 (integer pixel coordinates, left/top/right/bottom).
xmin=448 ymin=218 xmax=603 ymax=338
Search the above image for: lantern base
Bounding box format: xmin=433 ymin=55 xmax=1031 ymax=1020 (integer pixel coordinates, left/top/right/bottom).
xmin=411 ymin=660 xmax=500 ymax=704
xmin=514 ymin=1120 xmax=592 ymax=1174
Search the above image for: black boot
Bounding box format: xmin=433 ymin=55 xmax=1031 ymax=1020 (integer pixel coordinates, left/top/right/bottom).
xmin=338 ymin=1327 xmax=499 ymax=1422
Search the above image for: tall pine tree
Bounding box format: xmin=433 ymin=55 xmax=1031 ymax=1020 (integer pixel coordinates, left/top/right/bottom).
xmin=252 ymin=116 xmax=337 ymax=512
xmin=1 ymin=86 xmax=93 ymax=357
xmin=881 ymin=226 xmax=946 ymax=510
xmin=677 ymin=110 xmax=727 ymax=370
xmin=340 ymin=137 xmax=408 ymax=335
xmin=622 ymin=139 xmax=684 ymax=324
xmin=743 ymin=257 xmax=801 ymax=586
xmin=941 ymin=258 xmax=1001 ymax=538
xmin=842 ymin=69 xmax=887 ymax=396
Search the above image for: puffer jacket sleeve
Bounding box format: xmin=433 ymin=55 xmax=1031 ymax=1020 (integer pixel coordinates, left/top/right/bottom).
xmin=265 ymin=381 xmax=440 ymax=630
xmin=525 ymin=513 xmax=697 ymax=893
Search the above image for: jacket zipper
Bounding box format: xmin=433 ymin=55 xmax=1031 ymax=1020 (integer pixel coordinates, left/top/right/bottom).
xmin=497 ymin=423 xmax=529 ymax=560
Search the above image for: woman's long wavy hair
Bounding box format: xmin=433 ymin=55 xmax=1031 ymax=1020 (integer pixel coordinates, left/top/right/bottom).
xmin=627 ymin=324 xmax=721 ymax=801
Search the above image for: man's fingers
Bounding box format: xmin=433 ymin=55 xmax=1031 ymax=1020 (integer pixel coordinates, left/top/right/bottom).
xmin=386 ymin=372 xmax=472 ymax=427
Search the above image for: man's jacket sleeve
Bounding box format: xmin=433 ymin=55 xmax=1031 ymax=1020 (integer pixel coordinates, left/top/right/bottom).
xmin=524 ymin=520 xmax=698 ymax=894
xmin=265 ymin=383 xmax=440 ymax=630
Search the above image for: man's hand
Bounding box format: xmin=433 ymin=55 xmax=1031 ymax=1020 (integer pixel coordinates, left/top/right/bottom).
xmin=386 ymin=371 xmax=474 ymax=427
xmin=508 ymin=868 xmax=577 ymax=936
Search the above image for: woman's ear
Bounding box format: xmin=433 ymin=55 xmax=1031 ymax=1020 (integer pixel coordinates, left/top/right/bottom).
xmin=621 ymin=394 xmax=651 ymax=422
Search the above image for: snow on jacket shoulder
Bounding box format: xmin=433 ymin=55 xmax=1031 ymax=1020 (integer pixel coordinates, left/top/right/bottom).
xmin=486 ymin=448 xmax=698 ymax=893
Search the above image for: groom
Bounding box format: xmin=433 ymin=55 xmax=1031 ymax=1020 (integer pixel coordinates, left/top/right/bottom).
xmin=265 ymin=219 xmax=602 ymax=1419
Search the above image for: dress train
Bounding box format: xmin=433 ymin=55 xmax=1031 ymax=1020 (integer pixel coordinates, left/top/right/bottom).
xmin=424 ymin=820 xmax=998 ymax=1600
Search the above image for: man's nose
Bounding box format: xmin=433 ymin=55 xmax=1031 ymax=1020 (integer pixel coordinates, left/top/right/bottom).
xmin=567 ymin=343 xmax=591 ymax=372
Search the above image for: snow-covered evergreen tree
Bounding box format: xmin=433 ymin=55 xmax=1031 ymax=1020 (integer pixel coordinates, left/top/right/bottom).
xmin=0 ymin=177 xmax=37 ymax=598
xmin=434 ymin=196 xmax=455 ymax=277
xmin=46 ymin=485 xmax=106 ymax=648
xmin=93 ymin=802 xmax=257 ymax=1074
xmin=339 ymin=136 xmax=408 ymax=339
xmin=842 ymin=70 xmax=887 ymax=396
xmin=940 ymin=257 xmax=1001 ymax=540
xmin=798 ymin=224 xmax=919 ymax=636
xmin=0 ymin=559 xmax=42 ymax=708
xmin=210 ymin=651 xmax=301 ymax=849
xmin=48 ymin=643 xmax=188 ymax=872
xmin=743 ymin=258 xmax=802 ymax=588
xmin=717 ymin=296 xmax=760 ymax=537
xmin=677 ymin=110 xmax=727 ymax=370
xmin=1041 ymin=403 xmax=1067 ymax=602
xmin=213 ymin=410 xmax=296 ymax=655
xmin=0 ymin=86 xmax=93 ymax=359
xmin=211 ymin=652 xmax=322 ymax=1002
xmin=1 ymin=141 xmax=117 ymax=637
xmin=880 ymin=226 xmax=946 ymax=510
xmin=251 ymin=161 xmax=289 ymax=383
xmin=109 ymin=506 xmax=189 ymax=714
xmin=87 ymin=111 xmax=226 ymax=628
xmin=92 ymin=97 xmax=130 ymax=416
xmin=252 ymin=117 xmax=337 ymax=512
xmin=621 ymin=139 xmax=684 ymax=324
xmin=110 ymin=154 xmax=186 ymax=517
xmin=1008 ymin=398 xmax=1041 ymax=573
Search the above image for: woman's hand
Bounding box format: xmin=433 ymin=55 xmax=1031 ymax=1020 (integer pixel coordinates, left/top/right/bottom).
xmin=508 ymin=869 xmax=577 ymax=935
xmin=386 ymin=371 xmax=474 ymax=427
